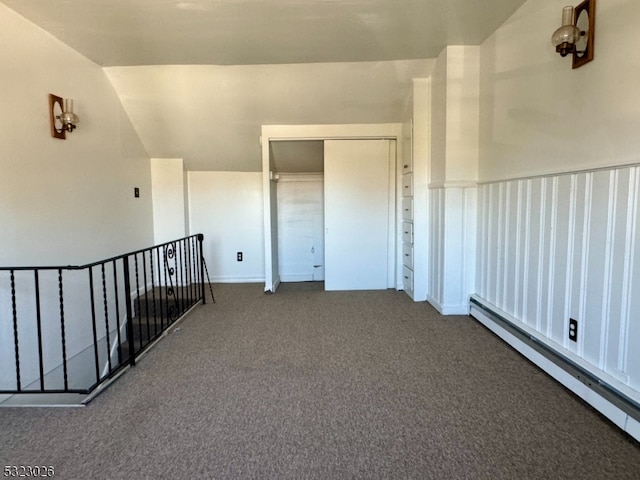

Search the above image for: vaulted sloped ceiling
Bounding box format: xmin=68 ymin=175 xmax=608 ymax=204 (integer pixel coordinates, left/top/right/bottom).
xmin=105 ymin=61 xmax=434 ymax=171
xmin=2 ymin=0 xmax=527 ymax=171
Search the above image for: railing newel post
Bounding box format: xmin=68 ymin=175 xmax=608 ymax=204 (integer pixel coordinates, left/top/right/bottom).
xmin=198 ymin=234 xmax=205 ymax=304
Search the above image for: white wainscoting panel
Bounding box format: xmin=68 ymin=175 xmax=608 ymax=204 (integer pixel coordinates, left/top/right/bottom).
xmin=476 ymin=166 xmax=640 ymax=391
xmin=428 ymin=188 xmax=444 ymax=309
xmin=428 ymin=186 xmax=476 ymax=315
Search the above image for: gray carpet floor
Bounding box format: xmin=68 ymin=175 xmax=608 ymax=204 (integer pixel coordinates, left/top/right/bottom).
xmin=1 ymin=282 xmax=639 ymax=479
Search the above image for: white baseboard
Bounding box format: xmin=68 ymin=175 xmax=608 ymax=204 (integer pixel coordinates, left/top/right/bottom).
xmin=211 ymin=276 xmax=265 ymax=284
xmin=440 ymin=304 xmax=469 ymax=315
xmin=469 ymin=296 xmax=640 ymax=442
xmin=426 ymin=295 xmax=469 ymax=315
xmin=279 ymin=273 xmax=314 ymax=282
xmin=627 ymin=415 xmax=640 ymax=440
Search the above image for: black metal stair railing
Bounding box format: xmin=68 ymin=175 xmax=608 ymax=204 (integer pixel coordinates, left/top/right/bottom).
xmin=0 ymin=234 xmax=208 ymax=396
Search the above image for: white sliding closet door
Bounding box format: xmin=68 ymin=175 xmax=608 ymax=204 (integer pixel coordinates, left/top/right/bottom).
xmin=324 ymin=139 xmax=390 ymax=291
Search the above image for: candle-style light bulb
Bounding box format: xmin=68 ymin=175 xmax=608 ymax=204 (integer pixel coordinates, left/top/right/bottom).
xmin=61 ymin=98 xmax=79 ymax=132
xmin=551 ymin=6 xmax=581 ymax=57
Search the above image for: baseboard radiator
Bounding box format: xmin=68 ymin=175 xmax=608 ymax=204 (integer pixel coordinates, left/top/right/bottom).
xmin=469 ymin=295 xmax=640 ymax=442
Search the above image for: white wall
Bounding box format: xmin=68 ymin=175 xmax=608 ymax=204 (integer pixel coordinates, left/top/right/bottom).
xmin=188 ymin=172 xmax=265 ymax=283
xmin=444 ymin=47 xmax=480 ymax=185
xmin=430 ymin=46 xmax=480 ymax=188
xmin=479 ymin=0 xmax=640 ymax=182
xmin=427 ymin=46 xmax=479 ymax=314
xmin=151 ymin=158 xmax=187 ymax=244
xmin=430 ymin=49 xmax=448 ymax=187
xmin=476 ymin=0 xmax=640 ymax=399
xmin=0 ymin=4 xmax=153 ymax=266
xmin=0 ymin=4 xmax=153 ymax=393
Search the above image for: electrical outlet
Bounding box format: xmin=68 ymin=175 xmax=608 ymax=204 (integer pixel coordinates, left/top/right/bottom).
xmin=569 ymin=318 xmax=578 ymax=342
xmin=134 ymin=187 xmax=140 ymax=198
xmin=237 ymin=252 xmax=243 ymax=262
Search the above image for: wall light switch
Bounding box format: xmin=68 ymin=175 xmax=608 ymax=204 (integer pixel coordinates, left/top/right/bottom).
xmin=134 ymin=187 xmax=140 ymax=198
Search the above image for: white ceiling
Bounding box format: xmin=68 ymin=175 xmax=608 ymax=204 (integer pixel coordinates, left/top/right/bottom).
xmin=271 ymin=141 xmax=324 ymax=173
xmin=2 ymin=0 xmax=527 ymax=66
xmin=4 ymin=0 xmax=527 ymax=171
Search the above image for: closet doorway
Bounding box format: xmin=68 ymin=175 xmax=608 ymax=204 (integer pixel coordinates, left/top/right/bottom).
xmin=262 ymin=124 xmax=402 ymax=293
xmin=271 ymin=140 xmax=325 ymax=283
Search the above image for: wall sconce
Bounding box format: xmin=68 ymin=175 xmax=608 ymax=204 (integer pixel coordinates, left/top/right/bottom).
xmin=49 ymin=94 xmax=79 ymax=139
xmin=551 ymin=0 xmax=595 ymax=69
